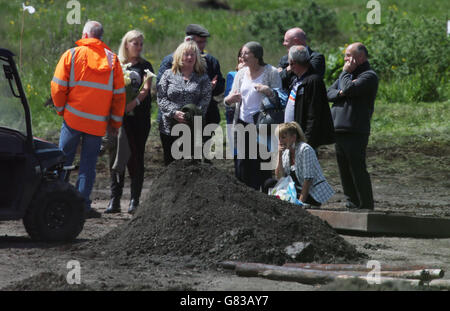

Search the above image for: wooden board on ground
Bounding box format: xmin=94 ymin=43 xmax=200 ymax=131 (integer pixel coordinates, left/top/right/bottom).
xmin=307 ymin=209 xmax=450 ymax=238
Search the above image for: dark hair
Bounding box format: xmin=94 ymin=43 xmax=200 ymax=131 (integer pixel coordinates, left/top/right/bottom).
xmin=356 ymin=44 xmax=369 ymax=58
xmin=235 ymin=46 xmax=244 ymax=71
xmin=244 ymin=41 xmax=265 ymax=66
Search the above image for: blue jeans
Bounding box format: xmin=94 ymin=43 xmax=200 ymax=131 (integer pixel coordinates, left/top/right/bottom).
xmin=59 ymin=122 xmax=102 ymax=210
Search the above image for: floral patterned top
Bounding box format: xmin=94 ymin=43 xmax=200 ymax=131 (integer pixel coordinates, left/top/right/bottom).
xmin=157 ymin=69 xmax=212 ymax=135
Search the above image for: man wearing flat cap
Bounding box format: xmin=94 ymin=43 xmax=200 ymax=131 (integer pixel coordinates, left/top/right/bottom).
xmin=185 ymin=24 xmax=210 ymax=37
xmin=157 ymin=24 xmax=225 ymax=156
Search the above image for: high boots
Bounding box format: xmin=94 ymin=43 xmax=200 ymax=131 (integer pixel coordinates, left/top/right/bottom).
xmin=105 ymin=196 xmax=121 ymax=213
xmin=105 ymin=171 xmax=124 ymax=214
xmin=128 ymin=198 xmax=139 ymax=214
xmin=128 ymin=174 xmax=143 ymax=214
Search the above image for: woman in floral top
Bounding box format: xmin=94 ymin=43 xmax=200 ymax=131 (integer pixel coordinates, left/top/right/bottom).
xmin=157 ymin=40 xmax=212 ymax=165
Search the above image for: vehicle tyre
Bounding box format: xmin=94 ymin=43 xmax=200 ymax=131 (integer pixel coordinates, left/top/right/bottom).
xmin=23 ymin=180 xmax=85 ymax=241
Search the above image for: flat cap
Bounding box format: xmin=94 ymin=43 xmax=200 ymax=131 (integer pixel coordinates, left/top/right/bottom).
xmin=185 ymin=24 xmax=210 ymax=37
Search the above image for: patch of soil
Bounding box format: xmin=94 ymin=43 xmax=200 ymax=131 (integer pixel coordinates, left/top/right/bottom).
xmin=363 ymin=243 xmax=391 ymax=250
xmin=91 ymin=160 xmax=366 ymax=268
xmin=197 ymin=0 xmax=231 ymax=10
xmin=2 ymin=272 xmax=93 ymax=291
xmin=318 ymin=277 xmax=429 ymax=291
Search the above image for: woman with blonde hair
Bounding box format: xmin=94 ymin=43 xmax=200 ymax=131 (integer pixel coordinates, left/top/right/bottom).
xmin=157 ymin=40 xmax=211 ymax=165
xmin=263 ymin=121 xmax=334 ymax=207
xmin=105 ymin=29 xmax=154 ymax=214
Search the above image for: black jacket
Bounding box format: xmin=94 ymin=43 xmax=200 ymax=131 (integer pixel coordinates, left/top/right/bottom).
xmin=292 ymin=69 xmax=335 ymax=148
xmin=278 ymin=46 xmax=325 ymax=92
xmin=327 ymin=61 xmax=378 ymax=134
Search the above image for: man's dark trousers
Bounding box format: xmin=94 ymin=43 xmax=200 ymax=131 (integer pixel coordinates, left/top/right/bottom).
xmin=334 ymin=132 xmax=373 ymax=210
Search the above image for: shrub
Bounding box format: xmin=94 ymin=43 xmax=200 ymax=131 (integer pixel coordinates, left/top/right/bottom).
xmin=246 ymin=1 xmax=339 ymax=47
xmin=324 ymin=46 xmax=345 ymax=86
xmin=353 ymin=10 xmax=450 ymax=102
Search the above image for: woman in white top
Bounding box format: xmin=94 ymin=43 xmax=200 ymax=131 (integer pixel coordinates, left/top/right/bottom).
xmin=224 ymin=41 xmax=281 ymax=190
xmin=264 ymin=121 xmax=334 ymax=207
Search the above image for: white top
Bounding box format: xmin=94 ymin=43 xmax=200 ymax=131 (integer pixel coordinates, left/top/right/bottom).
xmin=227 ymin=65 xmax=282 ymax=125
xmin=239 ymin=73 xmax=264 ymax=123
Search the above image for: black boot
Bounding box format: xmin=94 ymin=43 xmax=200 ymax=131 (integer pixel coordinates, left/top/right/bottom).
xmin=128 ymin=198 xmax=139 ymax=214
xmin=128 ymin=175 xmax=143 ymax=214
xmin=105 ymin=196 xmax=121 ymax=213
xmin=106 ymin=170 xmax=124 ymax=214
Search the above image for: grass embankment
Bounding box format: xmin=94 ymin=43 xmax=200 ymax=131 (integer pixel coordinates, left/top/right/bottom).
xmin=0 ymin=0 xmax=448 ymax=153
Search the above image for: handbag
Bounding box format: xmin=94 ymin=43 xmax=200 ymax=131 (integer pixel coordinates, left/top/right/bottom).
xmin=254 ymin=88 xmax=288 ymax=135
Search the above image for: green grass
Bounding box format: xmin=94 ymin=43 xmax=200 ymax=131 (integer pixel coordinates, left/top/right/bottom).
xmin=370 ymin=100 xmax=450 ymax=147
xmin=0 ymin=0 xmax=448 ymax=147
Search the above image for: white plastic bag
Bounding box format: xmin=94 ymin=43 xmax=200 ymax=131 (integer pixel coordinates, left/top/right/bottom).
xmin=268 ymin=176 xmax=303 ymax=206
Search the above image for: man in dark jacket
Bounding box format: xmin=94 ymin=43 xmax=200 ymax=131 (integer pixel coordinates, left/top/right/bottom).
xmin=278 ymin=28 xmax=325 ymax=92
xmin=157 ymin=24 xmax=225 ymax=126
xmin=327 ymin=42 xmax=378 ymax=210
xmin=284 ymin=45 xmax=334 ymax=150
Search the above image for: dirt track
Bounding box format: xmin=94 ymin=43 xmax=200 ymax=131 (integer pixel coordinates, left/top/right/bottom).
xmin=0 ymin=125 xmax=449 ymax=291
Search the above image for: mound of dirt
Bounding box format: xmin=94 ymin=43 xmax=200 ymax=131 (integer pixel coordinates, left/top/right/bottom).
xmin=1 ymin=272 xmax=93 ymax=291
xmin=95 ymin=161 xmax=366 ymax=266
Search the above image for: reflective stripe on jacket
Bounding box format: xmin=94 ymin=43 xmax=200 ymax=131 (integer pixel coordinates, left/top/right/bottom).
xmin=51 ymin=38 xmax=126 ymax=136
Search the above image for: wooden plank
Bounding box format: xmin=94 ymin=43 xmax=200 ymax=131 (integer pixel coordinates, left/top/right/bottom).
xmin=282 ymin=263 xmax=430 ymax=272
xmin=307 ymin=210 xmax=450 ymax=237
xmin=367 ymin=213 xmax=450 ymax=237
xmin=228 ymin=262 xmax=447 ymax=287
xmin=307 ymin=210 xmax=369 ymax=231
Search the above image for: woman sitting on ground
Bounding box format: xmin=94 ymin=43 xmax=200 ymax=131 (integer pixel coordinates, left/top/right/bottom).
xmin=264 ymin=122 xmax=334 ymax=207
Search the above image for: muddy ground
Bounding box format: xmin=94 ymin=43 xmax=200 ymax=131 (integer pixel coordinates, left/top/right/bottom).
xmin=0 ymin=123 xmax=449 ymax=292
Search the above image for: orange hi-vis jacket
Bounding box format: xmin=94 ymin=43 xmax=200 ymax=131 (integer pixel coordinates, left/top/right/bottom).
xmin=51 ymin=38 xmax=126 ymax=136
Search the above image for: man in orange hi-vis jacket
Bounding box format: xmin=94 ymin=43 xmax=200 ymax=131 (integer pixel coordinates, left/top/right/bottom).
xmin=51 ymin=21 xmax=126 ymax=218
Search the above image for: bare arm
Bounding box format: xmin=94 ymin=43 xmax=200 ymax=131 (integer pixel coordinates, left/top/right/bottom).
xmin=224 ymin=69 xmax=243 ymax=106
xmin=126 ymin=77 xmax=152 ymax=113
xmin=275 ymin=146 xmax=286 ymax=179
